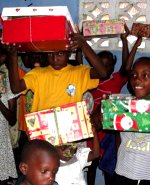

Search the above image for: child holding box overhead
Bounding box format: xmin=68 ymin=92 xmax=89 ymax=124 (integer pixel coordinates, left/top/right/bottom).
xmin=6 ymin=25 xmax=108 ymax=112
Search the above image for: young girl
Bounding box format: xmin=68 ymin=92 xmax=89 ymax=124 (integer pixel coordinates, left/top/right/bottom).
xmin=113 ymin=57 xmax=150 ymax=185
xmin=0 ymin=43 xmax=18 ymax=184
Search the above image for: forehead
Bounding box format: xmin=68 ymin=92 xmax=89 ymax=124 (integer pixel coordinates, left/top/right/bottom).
xmin=133 ymin=61 xmax=150 ymax=71
xmin=29 ymin=150 xmax=58 ymax=165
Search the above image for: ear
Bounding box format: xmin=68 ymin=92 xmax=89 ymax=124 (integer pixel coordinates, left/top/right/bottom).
xmin=19 ymin=162 xmax=28 ymax=175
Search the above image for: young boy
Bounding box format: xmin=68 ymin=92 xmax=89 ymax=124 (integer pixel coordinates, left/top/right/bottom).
xmin=55 ymin=126 xmax=99 ymax=185
xmin=6 ymin=25 xmax=107 ymax=113
xmin=18 ymin=139 xmax=60 ymax=185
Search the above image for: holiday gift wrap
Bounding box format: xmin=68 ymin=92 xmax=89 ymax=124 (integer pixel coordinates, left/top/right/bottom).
xmin=83 ymin=19 xmax=125 ymax=38
xmin=1 ymin=6 xmax=75 ymax=52
xmin=25 ymin=101 xmax=93 ymax=145
xmin=101 ymin=95 xmax=150 ymax=132
xmin=131 ymin=23 xmax=150 ymax=38
xmin=0 ymin=72 xmax=6 ymax=94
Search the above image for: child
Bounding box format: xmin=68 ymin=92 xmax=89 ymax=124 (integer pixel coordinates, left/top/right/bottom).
xmin=6 ymin=25 xmax=107 ymax=113
xmin=18 ymin=139 xmax=60 ymax=185
xmin=86 ymin=25 xmax=131 ymax=185
xmin=0 ymin=43 xmax=18 ymax=184
xmin=55 ymin=126 xmax=99 ymax=185
xmin=113 ymin=58 xmax=150 ymax=184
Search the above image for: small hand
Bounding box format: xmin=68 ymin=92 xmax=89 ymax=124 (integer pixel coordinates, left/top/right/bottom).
xmin=67 ymin=24 xmax=86 ymax=51
xmin=1 ymin=42 xmax=18 ymax=56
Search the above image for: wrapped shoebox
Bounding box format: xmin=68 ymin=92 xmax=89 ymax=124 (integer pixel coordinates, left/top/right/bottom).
xmin=131 ymin=23 xmax=150 ymax=38
xmin=101 ymin=94 xmax=150 ymax=132
xmin=0 ymin=72 xmax=6 ymax=94
xmin=1 ymin=6 xmax=75 ymax=52
xmin=82 ymin=19 xmax=125 ymax=38
xmin=25 ymin=101 xmax=93 ymax=145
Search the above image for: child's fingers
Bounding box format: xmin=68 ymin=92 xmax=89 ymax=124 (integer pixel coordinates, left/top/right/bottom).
xmin=74 ymin=24 xmax=80 ymax=34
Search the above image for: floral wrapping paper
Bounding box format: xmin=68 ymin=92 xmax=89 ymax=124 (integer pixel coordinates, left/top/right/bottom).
xmin=83 ymin=19 xmax=125 ymax=37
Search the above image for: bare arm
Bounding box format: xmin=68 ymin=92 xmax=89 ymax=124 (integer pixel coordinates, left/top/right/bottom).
xmin=87 ymin=127 xmax=100 ymax=162
xmin=120 ymin=24 xmax=130 ymax=76
xmin=125 ymin=36 xmax=142 ymax=73
xmin=70 ymin=25 xmax=107 ymax=79
xmin=5 ymin=45 xmax=26 ymax=93
xmin=0 ymin=97 xmax=17 ymax=126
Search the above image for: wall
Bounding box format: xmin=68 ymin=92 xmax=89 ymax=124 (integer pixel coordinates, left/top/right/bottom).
xmin=0 ymin=0 xmax=79 ymax=23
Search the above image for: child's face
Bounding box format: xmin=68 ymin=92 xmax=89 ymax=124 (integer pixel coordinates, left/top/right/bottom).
xmin=56 ymin=144 xmax=77 ymax=161
xmin=47 ymin=51 xmax=69 ymax=70
xmin=20 ymin=150 xmax=59 ymax=185
xmin=130 ymin=61 xmax=150 ymax=98
xmin=101 ymin=57 xmax=115 ymax=79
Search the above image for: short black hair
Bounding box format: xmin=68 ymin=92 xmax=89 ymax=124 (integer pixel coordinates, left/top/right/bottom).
xmin=20 ymin=139 xmax=59 ymax=163
xmin=97 ymin=50 xmax=117 ymax=64
xmin=133 ymin=57 xmax=150 ymax=68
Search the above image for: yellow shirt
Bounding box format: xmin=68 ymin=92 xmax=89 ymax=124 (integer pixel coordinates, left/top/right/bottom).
xmin=23 ymin=64 xmax=99 ymax=112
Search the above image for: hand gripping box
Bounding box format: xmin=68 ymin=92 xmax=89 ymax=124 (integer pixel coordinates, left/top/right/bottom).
xmin=25 ymin=101 xmax=93 ymax=146
xmin=1 ymin=6 xmax=75 ymax=52
xmin=101 ymin=94 xmax=150 ymax=132
xmin=83 ymin=19 xmax=125 ymax=38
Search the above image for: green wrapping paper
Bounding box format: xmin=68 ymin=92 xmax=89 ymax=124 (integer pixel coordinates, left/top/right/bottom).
xmin=101 ymin=95 xmax=150 ymax=132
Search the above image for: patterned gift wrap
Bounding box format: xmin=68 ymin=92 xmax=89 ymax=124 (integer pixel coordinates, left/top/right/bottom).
xmin=101 ymin=96 xmax=150 ymax=132
xmin=25 ymin=101 xmax=93 ymax=145
xmin=131 ymin=23 xmax=150 ymax=38
xmin=83 ymin=19 xmax=125 ymax=38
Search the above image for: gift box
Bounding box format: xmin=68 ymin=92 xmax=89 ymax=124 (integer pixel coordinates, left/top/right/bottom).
xmin=82 ymin=19 xmax=125 ymax=38
xmin=101 ymin=94 xmax=150 ymax=132
xmin=131 ymin=23 xmax=150 ymax=38
xmin=1 ymin=6 xmax=75 ymax=52
xmin=0 ymin=72 xmax=6 ymax=94
xmin=25 ymin=101 xmax=93 ymax=145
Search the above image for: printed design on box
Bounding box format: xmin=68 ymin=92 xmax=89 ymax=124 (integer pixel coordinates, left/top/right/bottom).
xmin=83 ymin=19 xmax=125 ymax=37
xmin=25 ymin=101 xmax=93 ymax=145
xmin=125 ymin=133 xmax=150 ymax=153
xmin=131 ymin=23 xmax=150 ymax=38
xmin=101 ymin=98 xmax=150 ymax=132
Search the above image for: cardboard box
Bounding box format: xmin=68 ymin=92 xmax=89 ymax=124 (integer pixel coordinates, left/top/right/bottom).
xmin=101 ymin=95 xmax=150 ymax=132
xmin=82 ymin=19 xmax=125 ymax=38
xmin=131 ymin=23 xmax=150 ymax=38
xmin=25 ymin=101 xmax=93 ymax=145
xmin=1 ymin=6 xmax=75 ymax=52
xmin=0 ymin=72 xmax=6 ymax=94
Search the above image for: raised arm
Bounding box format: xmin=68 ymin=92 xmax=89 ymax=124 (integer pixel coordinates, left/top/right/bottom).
xmin=87 ymin=126 xmax=100 ymax=162
xmin=125 ymin=36 xmax=142 ymax=73
xmin=119 ymin=24 xmax=130 ymax=76
xmin=70 ymin=25 xmax=107 ymax=79
xmin=5 ymin=44 xmax=26 ymax=93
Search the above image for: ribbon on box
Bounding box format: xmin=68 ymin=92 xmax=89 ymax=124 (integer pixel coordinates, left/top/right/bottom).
xmin=29 ymin=16 xmax=41 ymax=52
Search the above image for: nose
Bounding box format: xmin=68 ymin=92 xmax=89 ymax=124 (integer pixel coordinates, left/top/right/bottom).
xmin=48 ymin=173 xmax=55 ymax=184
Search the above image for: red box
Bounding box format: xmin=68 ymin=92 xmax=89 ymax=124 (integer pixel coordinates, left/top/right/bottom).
xmin=1 ymin=6 xmax=74 ymax=52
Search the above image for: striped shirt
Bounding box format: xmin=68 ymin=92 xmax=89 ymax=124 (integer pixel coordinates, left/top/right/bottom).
xmin=115 ymin=132 xmax=150 ymax=180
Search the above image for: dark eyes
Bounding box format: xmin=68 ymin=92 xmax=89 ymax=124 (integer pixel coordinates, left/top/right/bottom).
xmin=48 ymin=51 xmax=66 ymax=57
xmin=130 ymin=72 xmax=150 ymax=80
